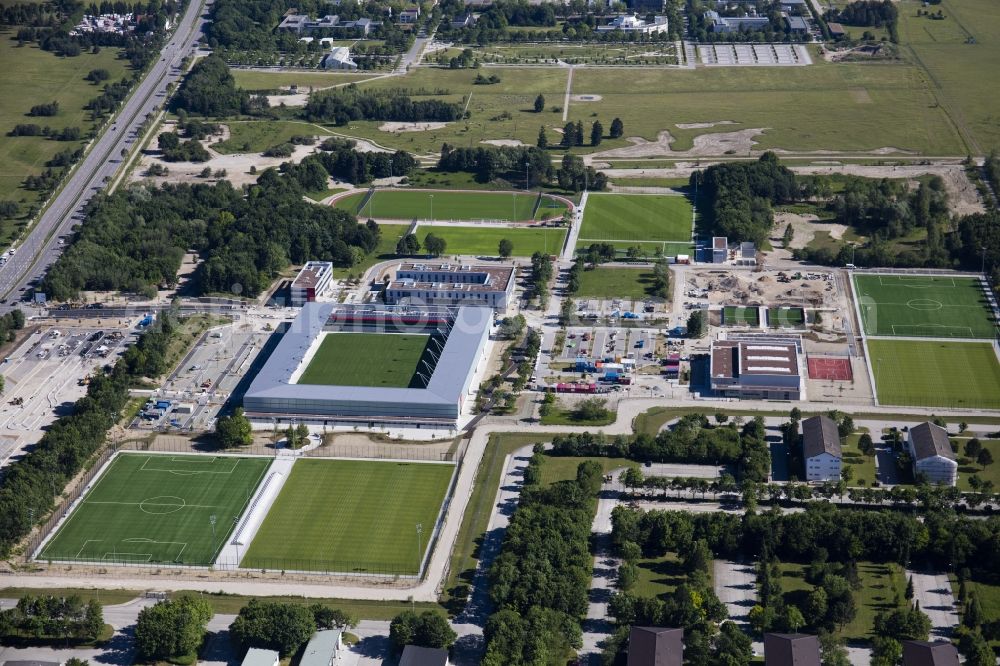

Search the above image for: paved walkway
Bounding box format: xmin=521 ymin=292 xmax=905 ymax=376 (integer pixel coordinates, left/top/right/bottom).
xmin=579 ymin=484 xmax=620 ymax=664
xmin=907 ymin=571 xmax=959 ymax=640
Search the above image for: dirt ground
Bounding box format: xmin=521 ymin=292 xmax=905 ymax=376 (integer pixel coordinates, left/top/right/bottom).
xmin=685 ymin=267 xmax=840 ymax=312
xmin=774 ymin=212 xmax=850 ymax=251
xmin=378 ymin=121 xmax=450 ymax=132
xmin=588 ymin=128 xmax=767 ymax=159
xmin=481 ymin=139 xmax=526 ymax=147
xmin=675 ymin=120 xmax=736 ymax=129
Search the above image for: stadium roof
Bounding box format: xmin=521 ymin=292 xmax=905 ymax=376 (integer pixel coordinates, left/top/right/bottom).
xmin=909 ymin=422 xmax=955 ymax=461
xmin=243 ymin=302 xmax=491 ymax=408
xmin=802 ymin=415 xmax=841 ymax=460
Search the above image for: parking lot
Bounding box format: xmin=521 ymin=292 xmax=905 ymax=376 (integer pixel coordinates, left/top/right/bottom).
xmin=698 ymin=43 xmax=810 ymax=66
xmin=0 ymin=324 xmax=133 ymax=468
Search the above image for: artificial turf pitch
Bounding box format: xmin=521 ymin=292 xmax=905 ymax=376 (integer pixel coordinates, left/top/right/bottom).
xmin=723 ymin=306 xmax=760 ymax=326
xmin=243 ymin=459 xmax=454 ymax=574
xmin=768 ymin=307 xmax=805 ymax=327
xmin=334 ymin=190 xmax=567 ymax=222
xmin=410 ymin=225 xmax=566 ymax=257
xmin=296 ymin=333 xmax=430 ymax=388
xmin=39 ymin=454 xmax=270 ymax=565
xmin=868 ymin=339 xmax=1000 ymax=409
xmin=577 ymin=193 xmax=692 ymax=245
xmin=854 ymin=274 xmax=997 ymax=339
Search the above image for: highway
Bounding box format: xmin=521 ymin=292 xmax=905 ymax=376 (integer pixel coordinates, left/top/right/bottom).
xmin=0 ymin=0 xmax=211 ymax=310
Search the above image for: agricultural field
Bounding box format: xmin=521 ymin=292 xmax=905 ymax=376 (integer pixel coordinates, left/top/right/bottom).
xmin=577 ymin=194 xmax=692 ymax=253
xmin=214 ymin=120 xmax=334 ymax=154
xmin=854 ymin=274 xmax=997 ymax=339
xmin=574 ymin=267 xmax=659 ymax=300
xmin=867 ymin=339 xmax=1000 ymax=409
xmin=230 ymin=69 xmax=376 ymax=92
xmin=334 ymin=189 xmax=568 ymax=222
xmin=0 ymin=39 xmax=130 ymax=242
xmin=409 ymin=224 xmax=566 ymax=257
xmin=296 ymin=332 xmax=430 ymax=387
xmin=723 ymin=306 xmax=761 ymax=326
xmin=243 ymin=459 xmax=454 ymax=575
xmin=39 ymin=454 xmax=270 ymax=566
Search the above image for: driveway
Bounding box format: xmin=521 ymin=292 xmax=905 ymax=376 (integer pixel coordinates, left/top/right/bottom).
xmin=713 ymin=560 xmax=762 ymax=656
xmin=579 ymin=485 xmax=621 ymax=665
xmin=907 ymin=571 xmax=959 ymax=640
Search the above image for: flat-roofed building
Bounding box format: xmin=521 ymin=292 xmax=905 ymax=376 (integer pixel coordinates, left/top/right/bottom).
xmin=291 ymin=261 xmax=334 ymax=306
xmin=710 ymin=334 xmax=803 ymax=400
xmin=385 ymin=262 xmax=515 ymax=309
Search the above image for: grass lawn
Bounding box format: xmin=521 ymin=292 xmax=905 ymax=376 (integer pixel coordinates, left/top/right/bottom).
xmin=780 ymin=561 xmax=905 ymax=641
xmin=40 ymin=454 xmax=270 ymax=566
xmin=868 ymin=339 xmax=1000 ymax=409
xmin=854 ymin=274 xmax=997 ymax=339
xmin=230 ymin=70 xmax=374 ymax=92
xmin=768 ymin=307 xmax=805 ymax=328
xmin=575 ymin=267 xmax=660 ymax=300
xmin=954 ymin=439 xmax=1000 ymax=491
xmin=578 ymin=193 xmax=692 ymax=244
xmin=296 ymin=332 xmax=430 ymax=387
xmin=633 ymin=553 xmax=687 ymax=599
xmin=842 ymin=432 xmax=878 ymax=487
xmin=723 ymin=306 xmax=760 ymax=326
xmin=0 ymin=38 xmax=131 ymax=244
xmin=333 ymin=223 xmax=406 ymax=279
xmin=243 ymin=459 xmax=453 ymax=575
xmin=609 ymin=177 xmax=691 ymax=189
xmin=214 ymin=120 xmax=334 ymax=154
xmin=538 ymin=454 xmax=635 ymax=487
xmin=540 ymin=408 xmax=617 ymax=427
xmin=410 ymin=224 xmax=566 ymax=257
xmin=334 ymin=190 xmax=568 ymax=222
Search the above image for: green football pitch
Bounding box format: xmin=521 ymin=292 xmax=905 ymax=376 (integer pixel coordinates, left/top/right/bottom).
xmin=243 ymin=459 xmax=454 ymax=574
xmin=768 ymin=307 xmax=805 ymax=328
xmin=577 ymin=193 xmax=692 ymax=250
xmin=854 ymin=274 xmax=997 ymax=339
xmin=723 ymin=306 xmax=760 ymax=326
xmin=296 ymin=333 xmax=431 ymax=388
xmin=39 ymin=454 xmax=270 ymax=565
xmin=333 ymin=190 xmax=568 ymax=222
xmin=410 ymin=224 xmax=566 ymax=257
xmin=868 ymin=339 xmax=1000 ymax=409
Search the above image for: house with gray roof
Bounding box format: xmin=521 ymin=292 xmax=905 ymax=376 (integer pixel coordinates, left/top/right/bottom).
xmin=399 ymin=645 xmax=450 ymax=666
xmin=907 ymin=422 xmax=957 ymax=486
xmin=627 ymin=626 xmax=683 ymax=666
xmin=764 ymin=634 xmax=821 ymax=666
xmin=802 ymin=415 xmax=842 ymax=482
xmin=241 ymin=648 xmax=279 ymax=666
xmin=902 ymin=641 xmax=959 ymax=666
xmin=300 ymin=630 xmax=346 ymax=666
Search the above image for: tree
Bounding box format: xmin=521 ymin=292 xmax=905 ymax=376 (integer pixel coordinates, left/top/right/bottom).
xmin=965 ymin=438 xmax=982 ymax=460
xmin=977 ymin=448 xmax=993 ymax=467
xmin=229 ymin=600 xmax=316 ymax=657
xmin=610 ymin=117 xmax=624 ymax=139
xmin=574 ymin=397 xmax=610 ymax=422
xmin=963 ymin=592 xmax=984 ymax=629
xmin=784 ymin=605 xmax=805 ymax=633
xmin=536 ymin=126 xmax=548 ymax=149
xmin=498 ymin=238 xmax=513 ymax=258
xmin=905 ymin=576 xmax=914 ymax=600
xmin=560 ymin=121 xmax=577 ymax=149
xmin=590 ymin=120 xmax=603 ymax=147
xmin=424 ymin=233 xmax=446 ymax=257
xmin=805 ymin=587 xmax=828 ymax=626
xmin=683 ymin=539 xmax=711 ymax=574
xmin=309 ymin=604 xmax=357 ymax=630
xmin=819 ymin=632 xmax=851 ymax=666
xmin=574 ymin=120 xmax=584 ymax=147
xmin=215 ymin=408 xmax=253 ymax=448
xmin=782 ymin=223 xmax=794 ymax=247
xmin=135 ymin=596 xmax=213 ymax=661
xmin=859 ymin=433 xmax=875 ymax=456
xmin=871 ymin=636 xmax=902 ymax=666
xmin=651 ymin=259 xmax=670 ymax=299
xmin=389 ymin=611 xmax=457 ymax=652
xmin=534 ymin=94 xmax=545 ymax=113
xmin=687 ymin=310 xmax=706 ymax=338
xmin=396 ymin=233 xmax=421 ymax=255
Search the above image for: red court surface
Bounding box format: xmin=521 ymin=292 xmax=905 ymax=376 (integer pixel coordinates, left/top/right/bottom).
xmin=807 ymin=356 xmax=853 ymax=381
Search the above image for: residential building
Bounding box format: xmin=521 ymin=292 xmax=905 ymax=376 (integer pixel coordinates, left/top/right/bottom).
xmin=802 ymin=415 xmax=842 ymax=482
xmin=278 ymin=11 xmax=380 ymax=35
xmin=902 ymin=641 xmax=960 ymax=666
xmin=385 ymin=262 xmax=516 ymax=309
xmin=764 ymin=634 xmax=821 ymax=666
xmin=399 ymin=7 xmax=421 ymax=23
xmin=323 ymin=46 xmax=358 ymax=69
xmin=450 ymin=13 xmax=476 ymax=28
xmin=907 ymin=422 xmax=958 ymax=486
xmin=596 ymin=13 xmax=670 ymax=34
xmin=300 ymin=630 xmax=346 ymax=666
xmin=399 ymin=645 xmax=450 ymax=666
xmin=709 ymin=334 xmax=803 ymax=400
xmin=242 ymin=648 xmax=280 ymax=666
xmin=290 ymin=261 xmax=334 ymax=307
xmin=627 ymin=627 xmax=683 ymax=666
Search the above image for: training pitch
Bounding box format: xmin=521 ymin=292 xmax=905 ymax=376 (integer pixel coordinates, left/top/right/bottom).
xmin=242 ymin=459 xmax=454 ymax=574
xmin=334 ymin=190 xmax=568 ymax=222
xmin=769 ymin=307 xmax=805 ymax=328
xmin=39 ymin=454 xmax=270 ymax=565
xmin=723 ymin=306 xmax=760 ymax=326
xmin=868 ymin=339 xmax=1000 ymax=409
xmin=297 ymin=332 xmax=430 ymax=388
xmin=410 ymin=224 xmax=566 ymax=257
xmin=854 ymin=274 xmax=997 ymax=339
xmin=577 ymin=194 xmax=692 ymax=251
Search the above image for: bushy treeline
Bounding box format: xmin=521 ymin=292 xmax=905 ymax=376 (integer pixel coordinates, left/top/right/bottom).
xmin=312 ymin=137 xmax=417 ymax=184
xmin=0 ymin=594 xmax=104 ymax=644
xmin=438 ymin=143 xmax=552 ymax=185
xmin=482 ymin=454 xmax=601 ymax=665
xmin=550 ymin=414 xmax=771 ymax=482
xmin=826 ymin=0 xmax=898 ymax=41
xmin=611 ymin=503 xmax=1000 ymax=581
xmin=691 ymin=152 xmax=797 ymax=247
xmin=0 ymin=313 xmax=180 ymax=556
xmin=172 ymin=55 xmax=251 ymax=116
xmin=305 ymin=86 xmax=464 ymax=125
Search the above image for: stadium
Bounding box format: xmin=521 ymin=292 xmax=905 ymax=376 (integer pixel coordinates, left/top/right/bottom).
xmin=242 ymin=303 xmax=492 ymax=429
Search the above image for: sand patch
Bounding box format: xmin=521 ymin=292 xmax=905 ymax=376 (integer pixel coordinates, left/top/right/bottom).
xmin=481 ymin=139 xmax=527 ymax=147
xmin=571 ymin=94 xmax=603 ymax=102
xmin=379 ymin=121 xmax=449 ymax=132
xmin=675 ymin=121 xmax=737 ymax=129
xmin=773 ymin=212 xmax=849 ymax=251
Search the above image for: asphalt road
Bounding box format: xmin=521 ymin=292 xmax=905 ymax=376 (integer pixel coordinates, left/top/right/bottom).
xmin=0 ymin=0 xmax=211 ymax=310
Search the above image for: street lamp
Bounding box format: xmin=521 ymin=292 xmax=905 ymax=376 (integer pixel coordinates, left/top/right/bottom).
xmin=209 ymin=514 xmax=217 ymax=539
xmin=429 ymin=194 xmax=434 ymax=222
xmin=415 ymin=523 xmax=424 ymax=572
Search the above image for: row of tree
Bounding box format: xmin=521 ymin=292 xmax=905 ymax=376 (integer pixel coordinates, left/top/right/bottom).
xmin=0 ymin=594 xmax=104 ymax=644
xmin=305 ymin=85 xmax=465 ymax=125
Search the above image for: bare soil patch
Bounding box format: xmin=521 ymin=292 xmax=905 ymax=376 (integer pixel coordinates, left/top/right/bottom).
xmin=675 ymin=121 xmax=737 ymax=129
xmin=378 ymin=121 xmax=450 ymax=132
xmin=481 ymin=139 xmax=526 ymax=147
